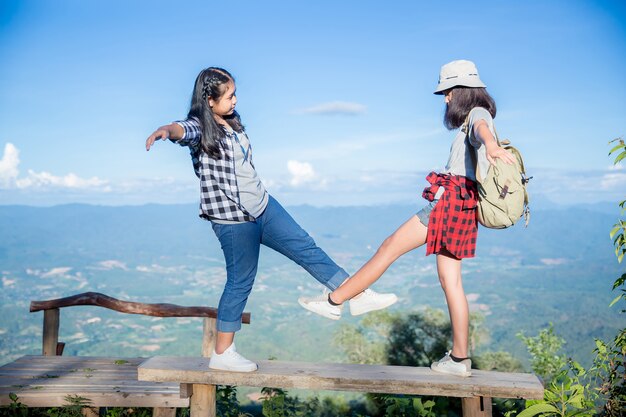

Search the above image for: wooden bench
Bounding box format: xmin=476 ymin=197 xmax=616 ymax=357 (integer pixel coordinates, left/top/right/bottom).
xmin=0 ymin=292 xmax=250 ymax=416
xmin=2 ymin=292 xmax=544 ymax=417
xmin=139 ymin=357 xmax=544 ymax=417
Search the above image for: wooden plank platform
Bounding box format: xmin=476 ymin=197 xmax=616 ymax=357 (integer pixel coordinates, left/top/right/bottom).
xmin=138 ymin=356 xmax=544 ymax=400
xmin=0 ymin=356 xmax=189 ymax=408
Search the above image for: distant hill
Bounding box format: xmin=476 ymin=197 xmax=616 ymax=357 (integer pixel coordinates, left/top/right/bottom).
xmin=0 ymin=201 xmax=618 ymax=266
xmin=0 ymin=202 xmax=622 ymax=367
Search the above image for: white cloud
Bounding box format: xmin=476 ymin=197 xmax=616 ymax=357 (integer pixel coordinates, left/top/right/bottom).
xmin=540 ymin=258 xmax=568 ymax=266
xmin=601 ymin=171 xmax=626 ymax=190
xmin=16 ymin=170 xmax=109 ymax=190
xmin=295 ymin=101 xmax=367 ymax=116
xmin=287 ymin=160 xmax=316 ymax=187
xmin=40 ymin=267 xmax=73 ymax=278
xmin=602 ymin=162 xmax=625 ymax=189
xmin=2 ymin=277 xmax=16 ymax=287
xmin=0 ymin=143 xmax=20 ymax=187
xmin=136 ymin=264 xmax=185 ymax=274
xmin=0 ymin=142 xmax=109 ymax=191
xmin=93 ymin=260 xmax=128 ymax=271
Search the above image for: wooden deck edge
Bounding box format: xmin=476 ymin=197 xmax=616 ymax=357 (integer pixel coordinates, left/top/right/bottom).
xmin=0 ymin=391 xmax=189 ymax=408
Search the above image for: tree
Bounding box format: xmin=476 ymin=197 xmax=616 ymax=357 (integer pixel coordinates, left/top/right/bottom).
xmin=517 ymin=324 xmax=567 ymax=384
xmin=593 ymin=138 xmax=626 ymax=416
xmin=385 ymin=308 xmax=451 ymax=367
xmin=473 ymin=351 xmax=523 ymax=373
xmin=509 ymin=138 xmax=626 ymax=417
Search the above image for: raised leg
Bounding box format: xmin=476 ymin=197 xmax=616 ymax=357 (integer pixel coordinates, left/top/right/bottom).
xmin=260 ymin=196 xmax=348 ymax=290
xmin=332 ymin=215 xmax=428 ymax=303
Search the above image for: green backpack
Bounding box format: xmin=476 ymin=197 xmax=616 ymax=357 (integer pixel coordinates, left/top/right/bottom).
xmin=465 ymin=118 xmax=531 ymax=229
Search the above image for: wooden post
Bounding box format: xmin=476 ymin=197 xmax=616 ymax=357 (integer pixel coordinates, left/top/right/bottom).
xmin=42 ymin=309 xmax=60 ymax=356
xmin=153 ymin=408 xmax=176 ymax=417
xmin=80 ymin=408 xmax=98 ymax=417
xmin=462 ymin=396 xmax=492 ymax=417
xmin=190 ymin=317 xmax=217 ymax=417
xmin=202 ymin=317 xmax=217 ymax=355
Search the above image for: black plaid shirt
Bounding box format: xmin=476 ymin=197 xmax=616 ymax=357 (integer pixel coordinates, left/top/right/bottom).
xmin=174 ymin=118 xmax=262 ymax=222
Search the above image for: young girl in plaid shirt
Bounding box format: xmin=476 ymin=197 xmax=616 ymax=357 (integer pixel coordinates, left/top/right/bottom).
xmin=300 ymin=60 xmax=515 ymax=377
xmin=145 ymin=67 xmax=397 ymax=372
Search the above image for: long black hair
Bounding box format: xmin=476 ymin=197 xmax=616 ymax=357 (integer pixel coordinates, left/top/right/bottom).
xmin=187 ymin=67 xmax=244 ymax=159
xmin=443 ymin=87 xmax=496 ymax=130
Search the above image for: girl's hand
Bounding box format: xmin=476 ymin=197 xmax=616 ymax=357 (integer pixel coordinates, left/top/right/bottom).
xmin=145 ymin=127 xmax=170 ymax=151
xmin=486 ymin=145 xmax=516 ymax=166
xmin=145 ymin=123 xmax=183 ymax=151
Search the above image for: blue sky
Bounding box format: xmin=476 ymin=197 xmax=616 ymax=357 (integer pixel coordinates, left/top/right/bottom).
xmin=1 ymin=0 xmax=625 ymax=207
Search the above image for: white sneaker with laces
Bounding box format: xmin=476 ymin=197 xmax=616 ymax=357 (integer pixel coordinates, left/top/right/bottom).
xmin=298 ymin=289 xmax=342 ymax=320
xmin=430 ymin=351 xmax=472 ymax=377
xmin=208 ymin=343 xmax=258 ymax=372
xmin=349 ymin=288 xmax=398 ymax=316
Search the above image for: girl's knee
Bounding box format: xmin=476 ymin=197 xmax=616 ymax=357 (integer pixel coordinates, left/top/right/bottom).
xmin=224 ymin=272 xmax=256 ymax=294
xmin=298 ymin=233 xmax=317 ymax=249
xmin=376 ymin=234 xmax=401 ymax=259
xmin=438 ymin=275 xmax=463 ymax=293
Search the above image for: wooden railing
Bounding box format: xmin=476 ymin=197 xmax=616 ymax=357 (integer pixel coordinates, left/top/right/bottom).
xmin=30 ymin=291 xmax=250 ymax=356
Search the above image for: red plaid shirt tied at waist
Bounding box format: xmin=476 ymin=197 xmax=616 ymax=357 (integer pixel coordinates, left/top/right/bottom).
xmin=422 ymin=172 xmax=478 ymax=259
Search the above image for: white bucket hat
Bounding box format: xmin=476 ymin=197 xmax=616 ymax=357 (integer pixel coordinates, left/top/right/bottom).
xmin=434 ymin=59 xmax=486 ymax=95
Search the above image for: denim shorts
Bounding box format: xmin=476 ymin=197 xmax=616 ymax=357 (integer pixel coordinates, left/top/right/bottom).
xmin=417 ymin=187 xmax=444 ymax=226
xmin=416 ymin=199 xmax=438 ymax=227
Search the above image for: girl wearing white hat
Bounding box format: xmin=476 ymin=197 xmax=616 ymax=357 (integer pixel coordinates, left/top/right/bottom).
xmin=300 ymin=60 xmax=515 ymax=377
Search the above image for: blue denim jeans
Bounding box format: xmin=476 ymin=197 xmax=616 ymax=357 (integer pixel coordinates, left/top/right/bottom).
xmin=210 ymin=195 xmax=349 ymax=332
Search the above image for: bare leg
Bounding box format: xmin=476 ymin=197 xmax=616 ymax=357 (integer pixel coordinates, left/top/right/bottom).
xmin=436 ymin=251 xmax=469 ymax=358
xmin=331 ymin=215 xmax=428 ymax=303
xmin=215 ymin=332 xmax=234 ymax=354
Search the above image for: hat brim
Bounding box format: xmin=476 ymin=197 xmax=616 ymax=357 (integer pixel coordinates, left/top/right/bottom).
xmin=433 ymin=77 xmax=487 ymax=95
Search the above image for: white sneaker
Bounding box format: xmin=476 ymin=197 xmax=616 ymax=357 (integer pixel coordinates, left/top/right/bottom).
xmin=430 ymin=351 xmax=472 ymax=377
xmin=208 ymin=343 xmax=258 ymax=372
xmin=349 ymin=289 xmax=398 ymax=316
xmin=298 ymin=289 xmax=342 ymax=320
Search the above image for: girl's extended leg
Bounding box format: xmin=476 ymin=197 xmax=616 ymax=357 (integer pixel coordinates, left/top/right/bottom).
xmin=436 ymin=251 xmax=469 ymax=358
xmin=259 ymin=196 xmax=349 ymax=289
xmin=331 ymin=215 xmax=428 ymax=303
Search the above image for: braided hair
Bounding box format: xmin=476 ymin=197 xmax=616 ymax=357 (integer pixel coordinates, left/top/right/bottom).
xmin=188 ymin=67 xmax=244 ymax=159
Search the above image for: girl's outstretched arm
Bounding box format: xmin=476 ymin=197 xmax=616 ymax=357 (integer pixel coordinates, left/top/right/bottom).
xmin=473 ymin=120 xmax=516 ymax=166
xmin=145 ymin=123 xmax=185 ymax=151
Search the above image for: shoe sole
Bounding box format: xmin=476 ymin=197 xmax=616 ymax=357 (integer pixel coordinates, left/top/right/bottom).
xmin=209 ymin=364 xmax=258 ymax=372
xmin=349 ymin=295 xmax=398 ymax=316
xmin=429 ymin=363 xmax=471 ymax=377
xmin=298 ymin=299 xmax=341 ymax=320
